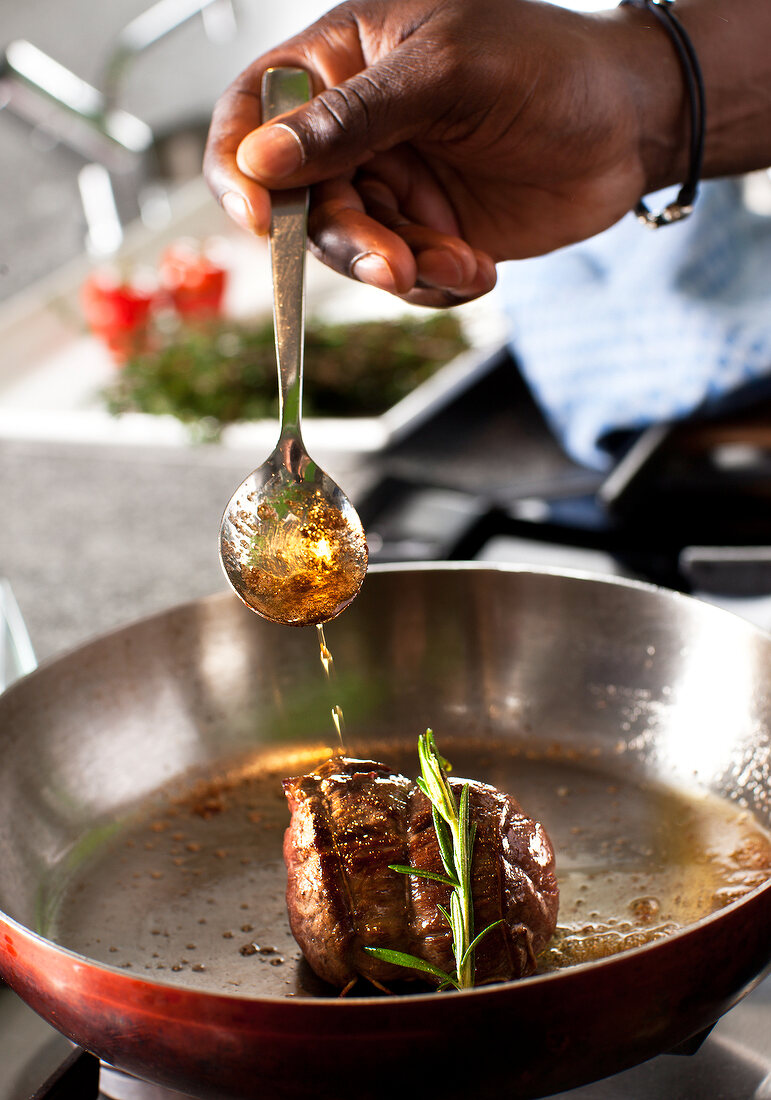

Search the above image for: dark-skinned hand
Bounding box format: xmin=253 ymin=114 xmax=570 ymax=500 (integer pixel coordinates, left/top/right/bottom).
xmin=203 ymin=0 xmax=771 ymax=307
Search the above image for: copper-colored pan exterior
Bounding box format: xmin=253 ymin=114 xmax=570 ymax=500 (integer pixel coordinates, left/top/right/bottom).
xmin=0 ymin=566 xmax=769 ymax=1098
xmin=3 ymin=889 xmax=771 ymax=1098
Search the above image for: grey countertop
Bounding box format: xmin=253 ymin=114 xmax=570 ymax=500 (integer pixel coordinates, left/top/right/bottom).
xmin=0 ymin=436 xmax=374 ymax=664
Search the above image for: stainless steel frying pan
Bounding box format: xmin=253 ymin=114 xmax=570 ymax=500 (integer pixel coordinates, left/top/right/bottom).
xmin=0 ymin=565 xmax=769 ymax=1099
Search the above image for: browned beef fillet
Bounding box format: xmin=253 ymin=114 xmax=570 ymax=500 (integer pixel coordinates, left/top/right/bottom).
xmin=282 ymin=757 xmax=412 ymax=988
xmin=283 ymin=756 xmax=559 ymax=989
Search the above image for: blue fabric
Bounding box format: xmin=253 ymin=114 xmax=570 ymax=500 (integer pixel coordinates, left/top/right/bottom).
xmin=495 ymin=179 xmax=771 ymax=469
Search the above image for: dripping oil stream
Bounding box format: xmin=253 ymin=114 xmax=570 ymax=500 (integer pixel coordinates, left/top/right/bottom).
xmin=316 ymin=623 xmax=346 ymax=752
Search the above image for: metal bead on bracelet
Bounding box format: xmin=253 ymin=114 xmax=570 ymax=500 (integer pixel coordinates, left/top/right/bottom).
xmin=619 ymin=0 xmax=706 ymax=228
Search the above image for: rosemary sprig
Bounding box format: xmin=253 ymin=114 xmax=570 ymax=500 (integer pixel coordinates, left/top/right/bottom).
xmin=365 ymin=730 xmax=501 ymax=990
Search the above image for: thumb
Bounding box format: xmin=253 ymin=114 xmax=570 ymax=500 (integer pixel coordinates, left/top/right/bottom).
xmin=236 ymin=50 xmax=440 ymax=186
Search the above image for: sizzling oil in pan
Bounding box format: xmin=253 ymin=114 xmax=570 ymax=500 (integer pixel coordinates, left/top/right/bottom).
xmin=46 ymin=738 xmax=771 ymax=998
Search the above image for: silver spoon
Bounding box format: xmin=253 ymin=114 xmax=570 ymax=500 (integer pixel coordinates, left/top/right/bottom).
xmin=219 ymin=67 xmax=368 ymax=627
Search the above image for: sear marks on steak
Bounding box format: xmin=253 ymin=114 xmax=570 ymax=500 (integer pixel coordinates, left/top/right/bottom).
xmin=282 ymin=757 xmax=412 ymax=988
xmin=283 ymin=755 xmax=559 ymax=990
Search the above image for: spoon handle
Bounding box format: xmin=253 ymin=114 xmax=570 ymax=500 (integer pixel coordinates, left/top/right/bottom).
xmin=262 ymin=67 xmax=311 ymax=444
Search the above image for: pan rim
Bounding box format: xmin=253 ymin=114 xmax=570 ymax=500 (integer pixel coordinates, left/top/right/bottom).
xmin=4 ymin=561 xmax=770 ymax=693
xmin=1 ymin=562 xmax=770 ymax=1010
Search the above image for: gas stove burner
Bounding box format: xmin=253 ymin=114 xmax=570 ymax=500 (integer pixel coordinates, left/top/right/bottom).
xmin=23 ymin=1047 xmax=198 ymax=1100
xmin=99 ymin=1061 xmax=199 ymax=1100
xmin=358 ymin=347 xmax=771 ymax=603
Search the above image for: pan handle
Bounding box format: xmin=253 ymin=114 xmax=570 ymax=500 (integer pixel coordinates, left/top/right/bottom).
xmin=0 ymin=578 xmax=37 ymax=692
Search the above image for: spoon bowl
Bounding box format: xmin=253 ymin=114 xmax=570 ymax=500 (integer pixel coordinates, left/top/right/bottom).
xmin=218 ymin=67 xmax=368 ymax=626
xmin=220 ymin=439 xmax=368 ymax=626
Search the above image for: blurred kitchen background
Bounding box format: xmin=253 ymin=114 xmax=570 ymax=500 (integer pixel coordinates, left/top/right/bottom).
xmin=2 ymin=3 xmax=771 ymax=1098
xmin=4 ymin=0 xmax=771 ymax=654
xmin=1 ymin=0 xmax=336 ymax=298
xmin=2 ymin=0 xmax=771 ymax=672
xmin=0 ymin=0 xmax=388 ymax=665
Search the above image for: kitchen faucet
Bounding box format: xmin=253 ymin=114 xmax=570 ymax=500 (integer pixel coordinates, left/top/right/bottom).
xmin=0 ymin=0 xmax=236 ymax=255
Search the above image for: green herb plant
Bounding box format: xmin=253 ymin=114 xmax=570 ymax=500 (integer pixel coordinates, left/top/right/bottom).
xmin=103 ymin=314 xmax=468 ymax=441
xmin=365 ymin=730 xmax=501 ymax=990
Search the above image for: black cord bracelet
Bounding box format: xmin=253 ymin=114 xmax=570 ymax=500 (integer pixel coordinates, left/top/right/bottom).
xmin=619 ymin=0 xmax=706 ymax=228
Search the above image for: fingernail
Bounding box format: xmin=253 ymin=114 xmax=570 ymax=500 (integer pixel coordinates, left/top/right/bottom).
xmin=238 ymin=124 xmax=304 ymax=180
xmin=417 ymin=249 xmax=464 ymax=289
xmin=476 ymin=252 xmax=498 ymax=290
xmin=221 ymin=191 xmax=254 ymax=233
xmin=350 ymin=252 xmax=397 ymax=292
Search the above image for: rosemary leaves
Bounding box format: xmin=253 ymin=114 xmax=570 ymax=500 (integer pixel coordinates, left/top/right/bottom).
xmin=364 ymin=731 xmax=501 ymax=990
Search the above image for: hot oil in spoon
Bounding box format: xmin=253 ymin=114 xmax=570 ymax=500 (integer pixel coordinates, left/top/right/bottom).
xmin=316 ymin=623 xmax=346 ymax=752
xmin=227 ymin=483 xmax=368 ymax=628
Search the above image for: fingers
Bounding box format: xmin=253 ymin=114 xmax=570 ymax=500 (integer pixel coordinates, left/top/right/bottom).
xmin=202 ymin=15 xmax=367 ymax=234
xmin=205 ymin=61 xmax=496 ymax=305
xmin=394 ymin=253 xmax=498 ymax=309
xmin=308 ymin=176 xmax=497 ymax=307
xmin=202 ymin=2 xmax=496 ymax=304
xmin=309 ymin=177 xmax=416 ymax=295
xmin=203 ymin=85 xmax=273 ymax=234
xmin=204 ymin=8 xmax=436 ymax=233
xmin=358 ymin=178 xmax=478 ymax=289
xmin=235 ymin=40 xmax=449 ymax=190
